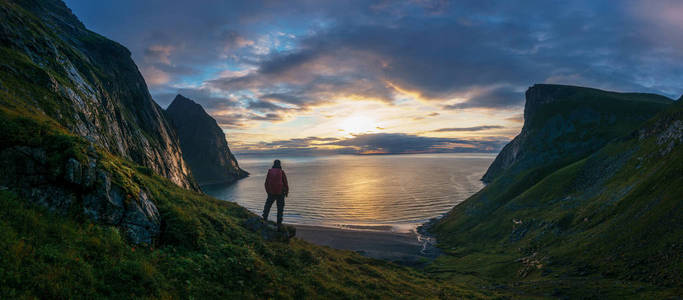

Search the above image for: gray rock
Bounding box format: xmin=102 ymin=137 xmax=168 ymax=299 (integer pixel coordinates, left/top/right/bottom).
xmin=656 ymin=120 xmax=682 ymax=155
xmin=82 ymin=157 xmax=97 ymax=188
xmin=65 ymin=158 xmax=81 ymax=184
xmin=243 ymin=216 xmax=296 ymax=242
xmin=120 ymin=190 xmax=160 ymax=245
xmin=0 ymin=146 xmax=160 ymax=245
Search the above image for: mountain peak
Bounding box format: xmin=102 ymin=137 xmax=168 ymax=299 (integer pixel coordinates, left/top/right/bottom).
xmin=165 ymin=95 xmax=248 ymax=186
xmin=168 ymin=94 xmax=203 ymax=111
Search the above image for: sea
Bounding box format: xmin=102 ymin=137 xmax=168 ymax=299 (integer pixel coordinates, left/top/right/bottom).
xmin=203 ymin=153 xmax=495 ymax=233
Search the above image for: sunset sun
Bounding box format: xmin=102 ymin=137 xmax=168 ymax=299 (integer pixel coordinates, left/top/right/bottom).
xmin=339 ymin=115 xmax=378 ymax=134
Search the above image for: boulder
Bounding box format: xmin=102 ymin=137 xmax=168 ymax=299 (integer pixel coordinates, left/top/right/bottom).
xmin=243 ymin=216 xmax=296 ymax=242
xmin=0 ymin=145 xmax=160 ymax=245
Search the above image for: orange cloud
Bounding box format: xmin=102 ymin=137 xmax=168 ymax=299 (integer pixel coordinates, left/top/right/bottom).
xmin=141 ymin=66 xmax=170 ymax=86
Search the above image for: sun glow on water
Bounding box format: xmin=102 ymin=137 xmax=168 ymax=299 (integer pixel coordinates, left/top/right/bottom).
xmin=203 ymin=154 xmax=496 ymax=230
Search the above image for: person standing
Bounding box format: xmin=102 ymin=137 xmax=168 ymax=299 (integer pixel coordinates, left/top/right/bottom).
xmin=262 ymin=159 xmax=289 ymax=230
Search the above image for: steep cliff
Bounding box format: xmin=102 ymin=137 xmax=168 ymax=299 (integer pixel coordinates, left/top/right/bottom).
xmin=0 ymin=0 xmax=197 ymax=190
xmin=431 ymin=85 xmax=682 ymax=295
xmin=0 ymin=115 xmax=161 ymax=244
xmin=165 ymin=95 xmax=248 ymax=186
xmin=482 ymin=84 xmax=672 ymax=183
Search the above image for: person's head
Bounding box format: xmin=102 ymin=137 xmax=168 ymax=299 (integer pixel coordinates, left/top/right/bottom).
xmin=272 ymin=159 xmax=281 ymax=169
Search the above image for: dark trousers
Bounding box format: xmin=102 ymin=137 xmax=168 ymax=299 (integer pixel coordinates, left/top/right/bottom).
xmin=262 ymin=194 xmax=285 ymax=225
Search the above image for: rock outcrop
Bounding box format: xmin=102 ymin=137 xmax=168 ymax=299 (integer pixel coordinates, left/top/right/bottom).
xmin=165 ymin=95 xmax=248 ymax=186
xmin=0 ymin=144 xmax=160 ymax=244
xmin=0 ymin=0 xmax=197 ymax=190
xmin=243 ymin=216 xmax=296 ymax=242
xmin=482 ymin=84 xmax=672 ymax=183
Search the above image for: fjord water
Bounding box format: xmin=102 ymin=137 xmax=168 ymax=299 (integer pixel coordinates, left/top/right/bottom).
xmin=204 ymin=153 xmax=495 ymax=232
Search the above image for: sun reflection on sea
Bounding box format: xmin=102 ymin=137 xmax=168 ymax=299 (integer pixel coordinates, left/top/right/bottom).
xmin=203 ymin=153 xmax=495 ymax=232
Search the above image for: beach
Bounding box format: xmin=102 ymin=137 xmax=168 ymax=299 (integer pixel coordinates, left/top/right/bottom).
xmin=294 ymin=225 xmax=439 ymax=265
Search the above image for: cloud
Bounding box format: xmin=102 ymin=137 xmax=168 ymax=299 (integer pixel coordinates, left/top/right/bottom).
xmin=432 ymin=126 xmax=504 ymax=132
xmin=260 ymin=93 xmax=310 ymax=105
xmin=413 ymin=112 xmax=440 ymax=121
xmin=68 ymin=0 xmax=683 ymax=122
xmin=208 ymin=53 xmax=397 ymax=110
xmin=444 ymin=86 xmax=524 ymax=109
xmin=233 ymin=136 xmax=345 ymax=155
xmin=248 ymin=113 xmax=285 ymax=121
xmin=144 ymin=45 xmax=174 ymax=65
xmin=212 ymin=113 xmax=248 ymax=128
xmin=246 ymin=99 xmax=288 ymax=112
xmin=232 ymin=133 xmax=509 ymax=155
xmin=140 ymin=66 xmax=170 ymax=86
xmin=263 ymin=136 xmax=340 ymax=148
xmin=220 ymin=30 xmax=255 ymax=52
xmin=324 ymin=133 xmax=508 ymax=154
xmin=210 ymin=111 xmax=288 ymax=128
xmin=505 ymin=114 xmax=525 ymax=123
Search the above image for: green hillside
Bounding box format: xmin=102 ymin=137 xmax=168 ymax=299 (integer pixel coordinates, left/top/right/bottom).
xmin=431 ymin=88 xmax=682 ymax=297
xmin=0 ymin=0 xmax=490 ymax=298
xmin=0 ymin=110 xmax=498 ymax=299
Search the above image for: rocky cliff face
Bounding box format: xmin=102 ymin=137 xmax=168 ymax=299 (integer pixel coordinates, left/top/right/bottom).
xmin=165 ymin=95 xmax=248 ymax=186
xmin=481 ymin=84 xmax=672 ymax=183
xmin=0 ymin=0 xmax=197 ymax=190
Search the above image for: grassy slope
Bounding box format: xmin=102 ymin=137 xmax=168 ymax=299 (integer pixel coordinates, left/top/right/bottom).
xmin=431 ymin=98 xmax=682 ymax=297
xmin=0 ymin=108 xmax=501 ymax=299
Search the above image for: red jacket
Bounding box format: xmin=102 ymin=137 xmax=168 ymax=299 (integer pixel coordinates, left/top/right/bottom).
xmin=265 ymin=168 xmax=289 ymax=195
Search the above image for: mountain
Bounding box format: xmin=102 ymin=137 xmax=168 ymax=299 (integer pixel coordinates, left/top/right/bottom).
xmin=0 ymin=0 xmax=197 ymax=190
xmin=430 ymin=85 xmax=681 ymax=297
xmin=482 ymin=84 xmax=672 ymax=183
xmin=165 ymin=95 xmax=248 ymax=186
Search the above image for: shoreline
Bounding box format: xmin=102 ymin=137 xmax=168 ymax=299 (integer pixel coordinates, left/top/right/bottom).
xmin=294 ymin=224 xmax=439 ymax=266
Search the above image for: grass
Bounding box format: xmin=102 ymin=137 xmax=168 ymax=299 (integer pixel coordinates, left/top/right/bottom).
xmin=0 ymin=108 xmax=503 ymax=299
xmin=430 ymin=97 xmax=683 ymax=298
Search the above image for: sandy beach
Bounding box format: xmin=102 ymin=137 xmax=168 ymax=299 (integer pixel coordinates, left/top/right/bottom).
xmin=294 ymin=225 xmax=439 ymax=265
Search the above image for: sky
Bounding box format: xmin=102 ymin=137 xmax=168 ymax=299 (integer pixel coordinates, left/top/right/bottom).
xmin=64 ymin=0 xmax=683 ymax=155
